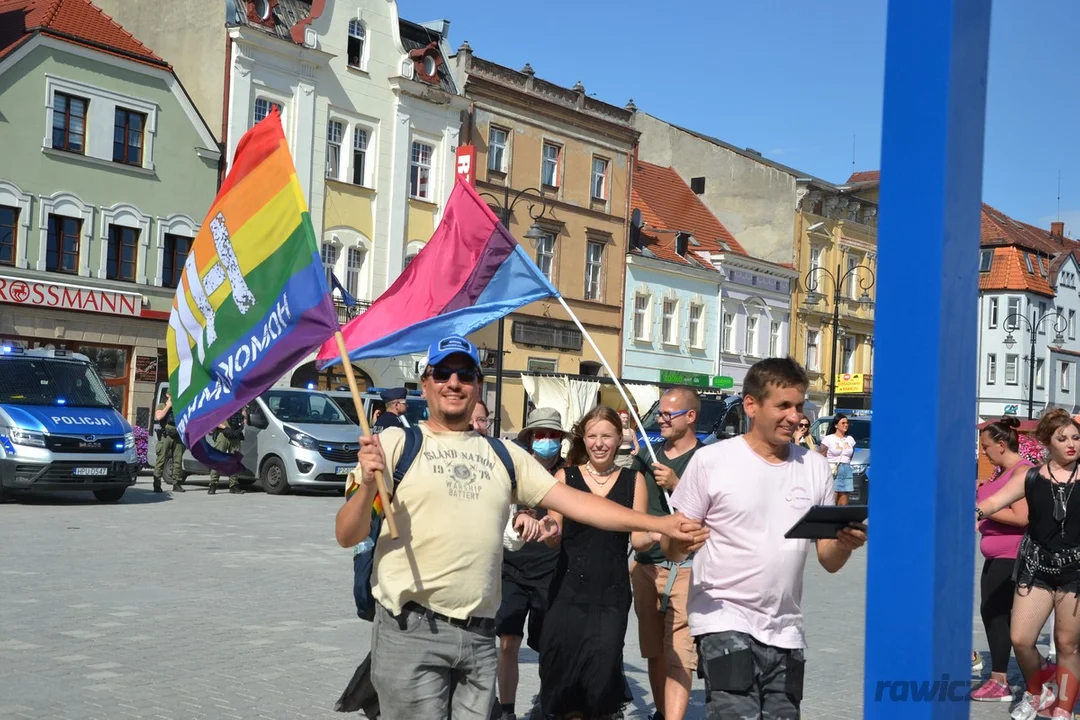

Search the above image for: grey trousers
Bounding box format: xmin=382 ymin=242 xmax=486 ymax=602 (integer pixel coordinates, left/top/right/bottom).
xmin=370 ymin=603 xmax=498 ymax=720
xmin=698 ymin=630 xmax=805 ymax=720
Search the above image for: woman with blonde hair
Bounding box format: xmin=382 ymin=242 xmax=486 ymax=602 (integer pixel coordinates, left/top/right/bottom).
xmin=537 ymin=405 xmax=652 ymax=720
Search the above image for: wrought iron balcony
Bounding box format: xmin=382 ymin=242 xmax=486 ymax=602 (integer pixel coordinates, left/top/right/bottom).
xmin=334 ymin=298 xmax=372 ymax=324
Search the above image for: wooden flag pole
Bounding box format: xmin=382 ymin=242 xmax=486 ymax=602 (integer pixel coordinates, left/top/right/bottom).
xmin=334 ymin=331 xmax=398 ymax=539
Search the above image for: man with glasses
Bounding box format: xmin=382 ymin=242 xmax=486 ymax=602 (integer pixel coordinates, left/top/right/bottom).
xmin=374 ymin=387 xmax=410 ymax=432
xmin=631 ymin=387 xmax=704 ymax=720
xmin=336 ymin=335 xmax=708 ymax=720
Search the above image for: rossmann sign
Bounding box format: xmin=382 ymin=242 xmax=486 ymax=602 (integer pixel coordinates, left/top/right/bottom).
xmin=0 ymin=275 xmax=142 ymax=317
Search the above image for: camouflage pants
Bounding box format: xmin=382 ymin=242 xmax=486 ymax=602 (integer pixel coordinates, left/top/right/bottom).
xmin=697 ymin=631 xmax=805 ymax=720
xmin=209 ymin=432 xmax=241 ymax=487
xmin=153 ymin=434 xmax=183 ymax=483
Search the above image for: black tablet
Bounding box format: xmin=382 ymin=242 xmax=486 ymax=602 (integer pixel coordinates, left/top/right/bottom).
xmin=784 ymin=505 xmax=868 ymax=540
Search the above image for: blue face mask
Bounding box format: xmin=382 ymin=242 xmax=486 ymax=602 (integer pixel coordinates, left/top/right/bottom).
xmin=532 ymin=438 xmax=561 ymax=459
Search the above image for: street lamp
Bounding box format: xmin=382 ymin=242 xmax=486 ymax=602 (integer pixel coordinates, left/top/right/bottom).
xmin=477 ymin=185 xmax=551 ymax=435
xmin=1002 ymin=309 xmax=1067 ymax=419
xmin=802 ymin=262 xmax=877 ymax=414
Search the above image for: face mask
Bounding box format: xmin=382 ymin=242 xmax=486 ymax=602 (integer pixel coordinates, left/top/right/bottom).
xmin=532 ymin=438 xmax=561 ymax=459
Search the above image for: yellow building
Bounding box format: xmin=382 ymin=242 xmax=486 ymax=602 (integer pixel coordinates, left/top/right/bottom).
xmin=791 ymin=172 xmax=879 ymax=412
xmin=451 ymin=46 xmax=639 ymax=433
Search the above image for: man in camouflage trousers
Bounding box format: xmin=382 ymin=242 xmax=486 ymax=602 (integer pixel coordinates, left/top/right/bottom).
xmin=153 ymin=390 xmax=184 ymax=494
xmin=208 ymin=409 xmax=246 ymax=495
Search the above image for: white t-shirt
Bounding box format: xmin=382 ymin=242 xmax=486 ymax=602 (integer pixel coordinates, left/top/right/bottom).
xmin=669 ymin=436 xmax=834 ymax=650
xmin=820 ymin=434 xmax=856 ymax=464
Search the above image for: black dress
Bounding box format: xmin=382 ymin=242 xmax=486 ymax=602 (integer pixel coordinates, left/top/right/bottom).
xmin=539 ymin=466 xmax=635 ymax=719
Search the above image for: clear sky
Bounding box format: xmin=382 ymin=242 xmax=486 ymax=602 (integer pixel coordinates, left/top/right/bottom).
xmin=401 ymin=0 xmax=1080 ymax=236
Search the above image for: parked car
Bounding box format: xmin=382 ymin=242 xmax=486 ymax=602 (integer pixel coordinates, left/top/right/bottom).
xmin=636 ymin=393 xmax=750 ymax=447
xmin=810 ymin=411 xmax=871 ymax=503
xmin=325 ymin=388 xmax=428 ymax=428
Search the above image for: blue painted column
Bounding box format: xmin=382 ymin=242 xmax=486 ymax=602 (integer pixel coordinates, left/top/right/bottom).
xmin=864 ymin=1 xmax=991 ymax=719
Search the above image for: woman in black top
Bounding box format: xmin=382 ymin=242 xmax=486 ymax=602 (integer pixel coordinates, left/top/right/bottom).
xmin=978 ymin=408 xmax=1080 ymax=720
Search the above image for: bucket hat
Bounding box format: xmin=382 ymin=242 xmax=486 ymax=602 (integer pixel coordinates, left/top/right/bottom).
xmin=517 ymin=407 xmax=570 ymax=445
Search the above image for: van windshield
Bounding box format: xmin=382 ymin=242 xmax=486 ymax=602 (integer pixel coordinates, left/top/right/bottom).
xmin=264 ymin=390 xmax=351 ymax=424
xmin=0 ymin=358 xmax=114 ymax=408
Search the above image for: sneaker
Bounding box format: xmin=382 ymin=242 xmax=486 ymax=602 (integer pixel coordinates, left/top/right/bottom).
xmin=972 ymin=651 xmax=984 ymax=675
xmin=1010 ymin=692 xmax=1039 ymax=720
xmin=971 ymin=679 xmax=1014 ymax=702
xmin=1048 ymin=709 xmax=1073 ymax=719
xmin=1037 ymin=681 xmax=1057 ymax=712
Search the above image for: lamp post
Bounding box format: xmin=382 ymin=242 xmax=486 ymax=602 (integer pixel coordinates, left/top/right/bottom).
xmin=477 ymin=185 xmax=550 ymax=436
xmin=1003 ymin=309 xmax=1066 ymax=420
xmin=803 ymin=262 xmax=877 ymax=414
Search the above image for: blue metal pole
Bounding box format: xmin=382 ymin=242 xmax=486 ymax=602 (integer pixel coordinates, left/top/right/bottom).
xmin=865 ymin=0 xmax=991 ymax=718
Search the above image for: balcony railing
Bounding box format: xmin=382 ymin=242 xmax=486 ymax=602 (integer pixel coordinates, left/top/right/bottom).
xmin=335 ymin=299 xmax=372 ymax=325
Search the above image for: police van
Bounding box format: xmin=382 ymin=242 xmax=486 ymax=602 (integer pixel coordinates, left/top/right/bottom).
xmin=0 ymin=345 xmax=138 ymax=502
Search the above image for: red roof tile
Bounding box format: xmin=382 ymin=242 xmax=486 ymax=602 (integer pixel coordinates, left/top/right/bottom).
xmin=631 ymin=161 xmax=746 ymax=271
xmin=846 ymin=170 xmax=879 ymax=185
xmin=979 ymin=203 xmax=1080 ymax=296
xmin=0 ymin=0 xmax=166 ymax=67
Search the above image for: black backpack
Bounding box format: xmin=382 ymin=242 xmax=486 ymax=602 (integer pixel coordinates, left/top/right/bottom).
xmin=352 ymin=426 xmax=517 ymax=621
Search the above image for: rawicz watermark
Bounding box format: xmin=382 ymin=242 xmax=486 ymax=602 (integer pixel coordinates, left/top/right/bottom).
xmin=873 ymin=677 xmax=978 ymax=702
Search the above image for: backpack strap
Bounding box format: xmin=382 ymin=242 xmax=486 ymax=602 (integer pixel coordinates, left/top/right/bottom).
xmin=483 ymin=436 xmax=517 ymax=494
xmin=391 ymin=425 xmax=424 ymax=493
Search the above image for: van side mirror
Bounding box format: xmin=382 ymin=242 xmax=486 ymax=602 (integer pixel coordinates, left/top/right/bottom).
xmin=248 ymin=409 xmax=268 ymax=429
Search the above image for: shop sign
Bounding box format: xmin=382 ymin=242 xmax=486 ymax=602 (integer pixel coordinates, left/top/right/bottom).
xmin=659 ymin=370 xmax=735 ymax=389
xmin=455 ymin=145 xmax=476 ymax=187
xmin=1004 ymin=404 xmax=1018 ymax=415
xmin=135 ymin=355 xmax=158 ymax=383
xmin=0 ymin=275 xmax=142 ymax=317
xmin=835 ymin=373 xmax=868 ymax=394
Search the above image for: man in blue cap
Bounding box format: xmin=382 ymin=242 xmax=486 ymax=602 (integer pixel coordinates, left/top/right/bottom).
xmin=373 ymin=387 xmax=410 ymax=432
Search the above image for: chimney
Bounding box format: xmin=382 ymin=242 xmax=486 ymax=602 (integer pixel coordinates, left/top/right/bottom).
xmin=1052 ymin=221 xmax=1065 ymax=241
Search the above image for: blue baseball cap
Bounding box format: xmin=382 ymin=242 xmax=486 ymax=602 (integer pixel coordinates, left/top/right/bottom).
xmin=425 ymin=335 xmax=480 ymax=368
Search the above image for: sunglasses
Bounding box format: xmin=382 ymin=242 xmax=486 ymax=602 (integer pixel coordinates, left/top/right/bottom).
xmin=427 ymin=364 xmax=480 ymax=384
xmin=798 ymin=423 xmax=810 ymax=428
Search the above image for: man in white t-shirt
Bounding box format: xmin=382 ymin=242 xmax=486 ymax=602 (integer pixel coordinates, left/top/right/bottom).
xmin=663 ymin=357 xmax=866 ymax=719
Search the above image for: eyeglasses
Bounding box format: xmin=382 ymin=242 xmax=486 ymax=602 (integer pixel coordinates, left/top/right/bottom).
xmin=427 ymin=364 xmax=480 ymax=384
xmin=658 ymin=409 xmax=690 ymax=422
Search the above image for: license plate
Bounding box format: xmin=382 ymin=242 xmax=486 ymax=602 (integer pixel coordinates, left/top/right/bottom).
xmin=73 ymin=467 xmax=108 ymax=476
xmin=336 ymin=466 xmax=352 ymax=475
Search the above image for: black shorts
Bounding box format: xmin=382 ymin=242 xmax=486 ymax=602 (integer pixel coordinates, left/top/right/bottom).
xmin=495 ymin=576 xmax=548 ymax=650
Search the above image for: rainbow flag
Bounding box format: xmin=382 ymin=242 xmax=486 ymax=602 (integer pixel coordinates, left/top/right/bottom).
xmin=167 ymin=110 xmax=339 ymax=472
xmin=315 ymin=176 xmax=559 ymax=369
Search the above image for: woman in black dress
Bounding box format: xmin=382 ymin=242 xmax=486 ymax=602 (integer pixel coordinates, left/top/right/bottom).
xmin=978 ymin=408 xmax=1080 ymax=720
xmin=536 ymin=405 xmax=654 ymax=719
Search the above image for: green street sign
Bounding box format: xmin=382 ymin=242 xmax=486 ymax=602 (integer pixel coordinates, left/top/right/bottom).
xmin=658 ymin=371 xmax=735 ymax=390
xmin=712 ymin=376 xmax=734 ymax=389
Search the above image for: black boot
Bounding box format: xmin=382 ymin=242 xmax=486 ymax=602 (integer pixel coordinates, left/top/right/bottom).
xmin=172 ymin=482 xmax=185 ymax=493
xmin=152 ymin=478 xmax=163 ymax=493
xmin=229 ymin=485 xmax=245 ymax=495
xmin=208 ymin=484 xmax=217 ymax=495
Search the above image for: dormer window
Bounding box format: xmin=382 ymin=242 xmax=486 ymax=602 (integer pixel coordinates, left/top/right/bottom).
xmin=249 ymin=0 xmax=273 ymax=24
xmin=410 ymin=43 xmax=441 ymax=85
xmin=675 ymin=232 xmax=689 ymax=257
xmin=423 ymin=55 xmax=436 ymax=77
xmin=254 ymin=0 xmax=270 ymax=20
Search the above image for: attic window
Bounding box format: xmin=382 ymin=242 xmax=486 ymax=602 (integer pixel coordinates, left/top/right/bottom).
xmin=1039 ymin=256 xmax=1047 ymax=276
xmin=979 ymin=249 xmax=992 ymax=273
xmin=675 ymin=233 xmax=689 ymax=257
xmin=254 ymin=0 xmax=270 ymax=21
xmin=1025 ymin=253 xmax=1034 ymax=274
xmin=690 ymin=177 xmax=706 ymax=194
xmin=410 ymin=44 xmax=441 ymax=85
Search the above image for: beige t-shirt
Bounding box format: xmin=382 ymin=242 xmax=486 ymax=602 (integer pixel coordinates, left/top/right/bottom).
xmin=357 ymin=424 xmax=558 ymax=620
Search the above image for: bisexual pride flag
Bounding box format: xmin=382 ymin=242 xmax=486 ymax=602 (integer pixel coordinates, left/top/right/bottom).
xmin=166 ymin=109 xmax=338 ymax=472
xmin=316 ymin=176 xmax=560 ymax=370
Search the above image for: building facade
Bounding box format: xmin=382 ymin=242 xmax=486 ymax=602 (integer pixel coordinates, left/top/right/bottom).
xmin=791 ymin=174 xmax=879 ymax=412
xmin=0 ymin=0 xmax=220 ymax=427
xmin=451 ymin=49 xmax=639 ymax=433
xmin=977 ymin=205 xmax=1080 ymax=420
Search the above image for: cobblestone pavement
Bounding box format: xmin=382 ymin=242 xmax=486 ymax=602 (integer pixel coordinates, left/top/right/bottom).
xmin=0 ymin=477 xmax=1049 ymax=719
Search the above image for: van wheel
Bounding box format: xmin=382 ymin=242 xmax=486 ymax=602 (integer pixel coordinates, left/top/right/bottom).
xmin=261 ymin=457 xmax=290 ymax=495
xmin=94 ymin=488 xmax=126 ymax=503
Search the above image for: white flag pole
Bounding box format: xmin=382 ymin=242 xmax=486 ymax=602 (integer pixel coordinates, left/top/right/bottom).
xmin=555 ymin=296 xmax=675 ymax=512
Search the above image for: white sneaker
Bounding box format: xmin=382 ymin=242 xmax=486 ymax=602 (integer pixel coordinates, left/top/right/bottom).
xmin=1010 ymin=692 xmax=1039 ymax=720
xmin=1039 ymin=680 xmax=1058 ymax=712
xmin=972 ymin=651 xmax=984 ymax=675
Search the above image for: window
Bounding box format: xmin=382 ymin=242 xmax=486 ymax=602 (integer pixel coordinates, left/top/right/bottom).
xmin=541 ymin=142 xmax=560 ymax=187
xmin=162 ymin=233 xmax=191 ymax=288
xmin=1063 ymin=362 xmax=1072 ymax=393
xmin=986 ymin=354 xmax=997 ymax=384
xmin=326 ymin=120 xmax=343 ymax=179
xmin=591 ymin=157 xmax=608 ymax=200
xmin=846 ymin=256 xmax=859 ymax=299
xmin=810 ymin=246 xmax=823 ymax=273
xmin=584 ymin=241 xmax=603 ymax=300
xmin=347 ymin=20 xmax=366 ymax=67
xmin=346 ymin=246 xmax=364 ymax=298
xmin=806 ymin=330 xmax=820 ymax=371
xmin=1025 ymin=254 xmax=1035 ymax=274
xmin=1005 ymin=354 xmax=1019 ymax=385
xmin=1037 ymin=358 xmax=1046 ymax=389
xmin=979 ymin=249 xmax=993 ymax=272
xmin=722 ymin=313 xmax=736 ymax=353
xmin=1007 ymin=297 xmax=1020 ymax=323
xmin=1071 ymin=310 xmax=1076 ymax=340
xmin=409 ymin=141 xmax=433 ymax=200
xmin=689 ymin=304 xmax=704 ymax=348
xmin=1039 ymin=302 xmax=1047 ymax=334
xmin=404 ymin=241 xmax=424 ymax=269
xmin=353 ymin=127 xmax=368 ymax=186
xmin=988 ymin=297 xmax=998 ymax=328
xmin=321 ymin=243 xmax=339 ymax=286
xmin=112 ymin=108 xmax=145 ymax=166
xmin=488 ymin=127 xmax=507 ymax=172
xmin=253 ymin=98 xmax=281 ymax=125
xmin=662 ymin=299 xmax=677 ymax=344
xmin=46 ymin=215 xmax=80 ymax=274
xmin=842 ymin=336 xmax=856 ymax=374
xmin=0 ymin=206 xmax=16 ymax=266
xmin=769 ymin=321 xmax=781 ymax=356
xmin=535 ymin=233 xmax=554 ymax=280
xmin=527 ymin=357 xmax=558 ymax=373
xmin=106 ymin=225 xmax=138 ymax=282
xmin=633 ymin=294 xmax=649 ymax=341
xmin=745 ymin=316 xmax=759 ymax=356
xmin=52 ymin=93 xmax=87 ymax=153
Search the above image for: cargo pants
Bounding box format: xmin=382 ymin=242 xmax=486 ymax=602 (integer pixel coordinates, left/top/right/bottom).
xmin=153 ymin=432 xmax=183 ymax=486
xmin=697 ymin=630 xmax=805 ymax=719
xmin=209 ymin=431 xmax=241 ymax=489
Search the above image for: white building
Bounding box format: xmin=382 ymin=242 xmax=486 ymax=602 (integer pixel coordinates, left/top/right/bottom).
xmin=977 ymin=204 xmax=1080 ymax=421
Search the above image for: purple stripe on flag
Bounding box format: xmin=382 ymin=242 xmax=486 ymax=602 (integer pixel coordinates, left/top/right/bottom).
xmin=441 ymin=225 xmax=516 ymax=314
